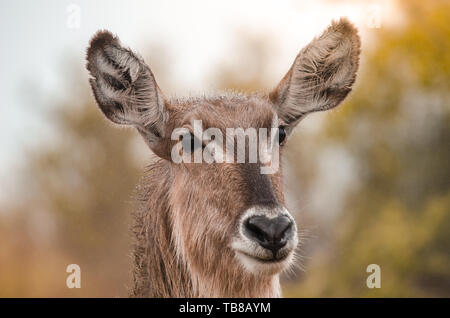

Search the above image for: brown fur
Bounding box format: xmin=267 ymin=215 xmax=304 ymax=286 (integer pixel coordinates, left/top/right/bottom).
xmin=130 ymin=96 xmax=284 ymax=297
xmin=86 ymin=18 xmax=360 ymax=298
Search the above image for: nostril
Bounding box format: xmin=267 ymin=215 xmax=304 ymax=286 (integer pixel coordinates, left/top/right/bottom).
xmin=273 ymin=217 xmax=293 ymax=242
xmin=244 ymin=215 xmax=294 ymax=255
xmin=246 ymin=218 xmax=270 ymax=243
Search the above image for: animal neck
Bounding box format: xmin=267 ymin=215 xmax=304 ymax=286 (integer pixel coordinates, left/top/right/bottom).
xmin=130 ymin=159 xmax=281 ymax=297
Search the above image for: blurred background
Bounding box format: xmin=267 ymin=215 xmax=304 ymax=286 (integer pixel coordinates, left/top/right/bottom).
xmin=0 ymin=0 xmax=448 ymax=297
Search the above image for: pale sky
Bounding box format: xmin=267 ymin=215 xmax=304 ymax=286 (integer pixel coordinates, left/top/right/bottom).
xmin=0 ymin=0 xmax=397 ymax=202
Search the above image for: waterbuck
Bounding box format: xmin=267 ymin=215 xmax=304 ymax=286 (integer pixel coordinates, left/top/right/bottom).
xmin=86 ymin=17 xmax=360 ymax=297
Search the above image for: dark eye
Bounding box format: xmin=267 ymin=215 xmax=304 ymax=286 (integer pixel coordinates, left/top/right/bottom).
xmin=278 ymin=126 xmax=287 ymax=144
xmin=181 ymin=133 xmax=202 ymax=153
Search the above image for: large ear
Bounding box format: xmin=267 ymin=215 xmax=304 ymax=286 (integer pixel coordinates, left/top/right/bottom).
xmin=270 ymin=18 xmax=361 ymax=134
xmin=86 ymin=30 xmax=167 ymax=146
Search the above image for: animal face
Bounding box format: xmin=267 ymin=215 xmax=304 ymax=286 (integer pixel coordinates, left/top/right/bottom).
xmin=86 ymin=18 xmax=360 ymax=277
xmin=164 ymin=95 xmax=297 ymax=276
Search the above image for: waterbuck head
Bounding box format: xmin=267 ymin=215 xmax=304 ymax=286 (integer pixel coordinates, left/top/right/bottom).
xmin=86 ymin=18 xmax=360 ymax=297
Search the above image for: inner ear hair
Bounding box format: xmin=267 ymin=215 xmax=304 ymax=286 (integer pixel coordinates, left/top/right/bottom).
xmin=86 ymin=30 xmax=167 ymax=139
xmin=270 ymin=17 xmax=361 ymax=131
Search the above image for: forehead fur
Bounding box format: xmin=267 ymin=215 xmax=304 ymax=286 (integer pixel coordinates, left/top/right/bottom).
xmin=168 ymin=93 xmax=276 ymax=130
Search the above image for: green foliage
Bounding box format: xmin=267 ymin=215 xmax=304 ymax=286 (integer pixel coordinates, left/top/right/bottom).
xmin=1 ymin=0 xmax=448 ymax=297
xmin=284 ymin=0 xmax=450 ymax=297
xmin=0 ymin=87 xmax=142 ymax=297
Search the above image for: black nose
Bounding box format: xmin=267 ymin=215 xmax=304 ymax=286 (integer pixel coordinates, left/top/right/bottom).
xmin=244 ymin=215 xmax=293 ymax=256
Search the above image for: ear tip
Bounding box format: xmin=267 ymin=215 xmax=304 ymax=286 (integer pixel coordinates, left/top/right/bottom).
xmin=88 ymin=29 xmax=119 ymax=48
xmin=331 ymin=17 xmax=359 ymax=36
xmin=86 ymin=30 xmax=120 ymax=77
xmin=331 ymin=17 xmax=361 ymax=52
xmin=86 ymin=30 xmax=119 ymax=60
